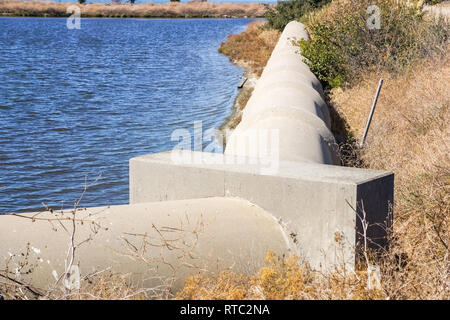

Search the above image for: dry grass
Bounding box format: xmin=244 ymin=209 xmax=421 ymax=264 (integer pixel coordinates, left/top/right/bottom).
xmin=1 ymin=271 xmax=153 ymax=300
xmin=65 ymin=272 xmax=154 ymax=300
xmin=218 ymin=21 xmax=280 ymax=77
xmin=218 ymin=21 xmax=279 ymax=133
xmin=0 ymin=0 xmax=268 ymax=18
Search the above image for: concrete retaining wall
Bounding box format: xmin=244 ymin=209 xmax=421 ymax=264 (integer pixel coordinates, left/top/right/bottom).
xmin=225 ymin=21 xmax=340 ymax=165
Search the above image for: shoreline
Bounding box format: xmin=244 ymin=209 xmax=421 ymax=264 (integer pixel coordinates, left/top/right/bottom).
xmin=217 ymin=21 xmax=280 ymax=136
xmin=0 ymin=1 xmax=268 ymax=19
xmin=0 ymin=14 xmax=258 ymax=19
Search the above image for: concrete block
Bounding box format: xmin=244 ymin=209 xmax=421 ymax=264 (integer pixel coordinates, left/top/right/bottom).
xmin=130 ymin=151 xmax=394 ymax=270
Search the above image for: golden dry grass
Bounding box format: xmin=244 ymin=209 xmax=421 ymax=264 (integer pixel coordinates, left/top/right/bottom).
xmin=0 ymin=0 xmax=268 ymax=18
xmin=65 ymin=273 xmax=149 ymax=300
xmin=177 ymin=250 xmax=387 ymax=300
xmin=218 ymin=21 xmax=280 ymax=76
xmin=3 ymin=273 xmax=162 ymax=300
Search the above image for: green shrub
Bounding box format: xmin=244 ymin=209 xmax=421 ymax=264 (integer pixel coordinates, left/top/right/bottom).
xmin=297 ymin=0 xmax=449 ymax=87
xmin=264 ymin=0 xmax=331 ymax=31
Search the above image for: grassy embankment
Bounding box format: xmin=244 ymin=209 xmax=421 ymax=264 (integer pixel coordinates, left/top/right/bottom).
xmin=218 ymin=21 xmax=280 ymax=131
xmin=185 ymin=0 xmax=449 ymax=300
xmin=0 ymin=0 xmax=267 ymax=18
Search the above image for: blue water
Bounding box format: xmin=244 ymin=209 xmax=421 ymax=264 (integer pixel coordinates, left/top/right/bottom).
xmin=0 ymin=17 xmax=253 ymax=213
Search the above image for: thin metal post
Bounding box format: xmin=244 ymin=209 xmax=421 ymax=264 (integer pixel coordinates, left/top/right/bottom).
xmin=360 ymin=78 xmax=383 ymax=148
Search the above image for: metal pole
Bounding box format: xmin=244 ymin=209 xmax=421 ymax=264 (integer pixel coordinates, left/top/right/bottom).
xmin=360 ymin=78 xmax=383 ymax=148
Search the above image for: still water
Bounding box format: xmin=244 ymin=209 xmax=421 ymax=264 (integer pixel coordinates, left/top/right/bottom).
xmin=0 ymin=17 xmax=252 ymax=213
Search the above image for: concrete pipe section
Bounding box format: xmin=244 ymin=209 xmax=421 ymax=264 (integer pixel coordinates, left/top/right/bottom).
xmin=0 ymin=197 xmax=290 ymax=294
xmin=225 ymin=21 xmax=340 ymax=165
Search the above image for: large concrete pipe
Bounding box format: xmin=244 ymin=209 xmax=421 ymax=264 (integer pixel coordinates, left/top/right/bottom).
xmin=0 ymin=197 xmax=290 ymax=294
xmin=225 ymin=21 xmax=339 ymax=165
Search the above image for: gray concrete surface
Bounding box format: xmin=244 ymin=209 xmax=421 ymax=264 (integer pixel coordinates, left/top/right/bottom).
xmin=130 ymin=151 xmax=394 ymax=270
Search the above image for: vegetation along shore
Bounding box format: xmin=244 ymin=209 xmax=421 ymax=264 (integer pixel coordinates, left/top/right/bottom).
xmin=0 ymin=0 xmax=268 ymax=18
xmin=218 ymin=20 xmax=280 ymax=133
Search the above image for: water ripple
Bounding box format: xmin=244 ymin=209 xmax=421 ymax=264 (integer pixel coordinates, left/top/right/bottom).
xmin=0 ymin=17 xmax=253 ymax=213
